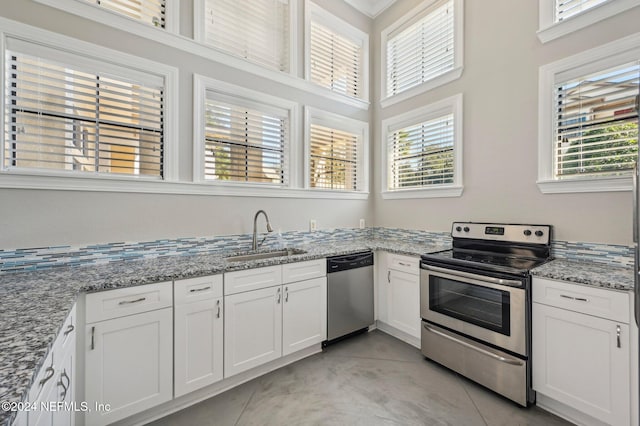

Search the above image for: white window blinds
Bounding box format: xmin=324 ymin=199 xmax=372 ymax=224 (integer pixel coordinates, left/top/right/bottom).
xmin=386 ymin=0 xmax=454 ymax=98
xmin=4 ymin=40 xmax=165 ymax=178
xmin=309 ymin=124 xmax=359 ymax=190
xmin=204 ymin=92 xmax=288 ymax=185
xmin=387 ymin=114 xmax=454 ymax=189
xmin=555 ymin=62 xmax=639 ymax=178
xmin=555 ymin=0 xmax=610 ymax=21
xmin=83 ymin=0 xmax=166 ymax=27
xmin=309 ymin=20 xmax=364 ymax=99
xmin=204 ymin=0 xmax=290 ymax=72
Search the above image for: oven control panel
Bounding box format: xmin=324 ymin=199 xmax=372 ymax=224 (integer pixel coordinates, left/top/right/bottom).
xmin=451 ymin=222 xmax=551 ymax=244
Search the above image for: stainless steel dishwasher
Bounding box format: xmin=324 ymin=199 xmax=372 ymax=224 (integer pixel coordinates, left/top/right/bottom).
xmin=325 ymin=251 xmax=374 ymax=344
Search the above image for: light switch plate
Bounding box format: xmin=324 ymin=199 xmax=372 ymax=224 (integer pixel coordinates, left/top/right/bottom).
xmin=359 ymin=219 xmax=365 ymax=229
xmin=309 ymin=219 xmax=317 ymax=232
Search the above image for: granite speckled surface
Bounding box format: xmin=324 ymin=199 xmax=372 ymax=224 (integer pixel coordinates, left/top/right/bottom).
xmin=0 ymin=238 xmax=447 ymax=425
xmin=531 ymin=258 xmax=634 ymax=291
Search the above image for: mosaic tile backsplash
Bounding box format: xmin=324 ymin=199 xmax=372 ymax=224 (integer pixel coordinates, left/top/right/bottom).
xmin=0 ymin=227 xmax=632 ymax=273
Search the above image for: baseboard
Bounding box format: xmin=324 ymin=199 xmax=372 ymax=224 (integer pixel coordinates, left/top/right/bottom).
xmin=536 ymin=394 xmax=608 ymax=426
xmin=376 ymin=321 xmax=420 ymax=349
xmin=110 ymin=345 xmax=322 ymax=426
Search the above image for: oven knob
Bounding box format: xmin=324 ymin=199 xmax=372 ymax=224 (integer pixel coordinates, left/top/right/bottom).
xmin=535 ymin=230 xmax=544 ymax=237
xmin=523 ymin=230 xmax=531 ymax=236
xmin=463 ymin=226 xmax=470 ymax=232
xmin=455 ymin=226 xmax=462 ymax=232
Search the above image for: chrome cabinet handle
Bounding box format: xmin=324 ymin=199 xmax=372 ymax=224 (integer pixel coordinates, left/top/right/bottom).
xmin=118 ymin=297 xmax=146 ymax=305
xmin=64 ymin=324 xmax=75 ymax=336
xmin=560 ymin=294 xmax=589 ymax=302
xmin=58 ymin=369 xmax=70 ymax=401
xmin=277 ymin=288 xmax=281 ymax=304
xmin=616 ymin=325 xmax=621 ymax=348
xmin=285 ymin=287 xmax=289 ymax=302
xmin=216 ymin=300 xmax=221 ymax=318
xmin=398 ymin=262 xmax=410 ymax=267
xmin=90 ymin=326 xmax=95 ymax=350
xmin=39 ymin=366 xmax=55 ymax=387
xmin=387 ymin=271 xmax=391 ymax=283
xmin=190 ymin=286 xmax=211 ymax=293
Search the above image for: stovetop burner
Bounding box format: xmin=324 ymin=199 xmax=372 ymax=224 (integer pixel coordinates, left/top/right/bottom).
xmin=422 ymin=248 xmax=550 ymax=274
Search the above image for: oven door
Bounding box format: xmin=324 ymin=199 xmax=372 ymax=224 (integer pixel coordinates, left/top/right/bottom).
xmin=420 ymin=264 xmax=526 ymax=356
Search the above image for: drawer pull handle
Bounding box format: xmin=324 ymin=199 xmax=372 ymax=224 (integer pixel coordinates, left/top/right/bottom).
xmin=190 ymin=286 xmax=211 ymax=293
xmin=39 ymin=366 xmax=55 ymax=387
xmin=616 ymin=325 xmax=621 ymax=348
xmin=216 ymin=300 xmax=221 ymax=319
xmin=118 ymin=297 xmax=146 ymax=305
xmin=398 ymin=262 xmax=411 ymax=267
xmin=387 ymin=271 xmax=391 ymax=283
xmin=277 ymin=288 xmax=281 ymax=304
xmin=90 ymin=326 xmax=95 ymax=350
xmin=64 ymin=324 xmax=75 ymax=336
xmin=560 ymin=294 xmax=589 ymax=302
xmin=285 ymin=287 xmax=289 ymax=302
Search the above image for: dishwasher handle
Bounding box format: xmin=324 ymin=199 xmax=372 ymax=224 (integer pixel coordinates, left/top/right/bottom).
xmin=327 ymin=252 xmax=373 ymax=273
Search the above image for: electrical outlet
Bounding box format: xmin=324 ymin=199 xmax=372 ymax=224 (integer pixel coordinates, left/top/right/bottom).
xmin=359 ymin=219 xmax=365 ymax=229
xmin=309 ymin=219 xmax=317 ymax=232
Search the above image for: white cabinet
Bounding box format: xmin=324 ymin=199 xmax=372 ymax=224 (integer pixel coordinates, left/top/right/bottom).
xmin=377 ymin=252 xmax=421 ymax=345
xmin=27 ymin=304 xmax=76 ymax=426
xmin=85 ymin=282 xmax=173 ymax=426
xmin=224 ymin=286 xmax=283 ymax=377
xmin=283 ymin=277 xmax=327 ymax=356
xmin=174 ymin=275 xmax=224 ymax=397
xmin=532 ymin=277 xmax=631 ymax=426
xmin=224 ymin=260 xmax=327 ymax=378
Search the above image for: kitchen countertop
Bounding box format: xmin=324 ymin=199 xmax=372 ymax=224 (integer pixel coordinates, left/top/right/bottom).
xmin=531 ymin=258 xmax=634 ymax=291
xmin=0 ymin=237 xmax=447 ymax=425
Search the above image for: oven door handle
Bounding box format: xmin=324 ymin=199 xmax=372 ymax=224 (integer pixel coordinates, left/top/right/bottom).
xmin=423 ymin=323 xmax=524 ymax=366
xmin=422 ymin=264 xmax=523 ymax=288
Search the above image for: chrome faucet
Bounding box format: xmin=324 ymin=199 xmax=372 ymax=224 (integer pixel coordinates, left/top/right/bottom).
xmin=252 ymin=210 xmax=274 ymax=250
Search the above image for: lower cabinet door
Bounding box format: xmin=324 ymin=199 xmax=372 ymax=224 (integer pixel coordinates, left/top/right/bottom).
xmin=532 ymin=303 xmax=630 ymax=426
xmin=224 ymin=286 xmax=282 ymax=378
xmin=387 ymin=269 xmax=420 ymax=339
xmin=282 ymin=277 xmax=327 ymax=356
xmin=174 ymin=298 xmax=224 ymax=397
xmin=53 ymin=344 xmax=75 ymax=426
xmin=85 ymin=308 xmax=173 ymax=426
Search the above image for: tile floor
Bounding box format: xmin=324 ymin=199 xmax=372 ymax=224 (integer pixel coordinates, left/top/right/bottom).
xmin=149 ymin=331 xmax=571 ymax=425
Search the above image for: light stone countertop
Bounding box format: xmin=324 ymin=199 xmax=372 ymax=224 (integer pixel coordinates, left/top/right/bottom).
xmin=0 ymin=237 xmax=448 ymax=425
xmin=530 ymin=258 xmax=634 ymax=292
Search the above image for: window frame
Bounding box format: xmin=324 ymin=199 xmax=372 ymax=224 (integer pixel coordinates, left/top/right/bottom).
xmin=193 ymin=74 xmax=299 ymax=192
xmin=304 ymin=0 xmax=370 ymax=103
xmin=380 ymin=0 xmax=464 ymax=109
xmin=537 ymin=0 xmax=640 ymax=43
xmin=193 ymin=0 xmax=298 ymax=76
xmin=34 ymin=0 xmax=180 ymax=34
xmin=0 ymin=20 xmax=179 ymax=190
xmin=303 ymin=107 xmax=369 ymax=194
xmin=381 ymin=94 xmax=463 ymax=199
xmin=537 ymin=32 xmax=640 ymax=194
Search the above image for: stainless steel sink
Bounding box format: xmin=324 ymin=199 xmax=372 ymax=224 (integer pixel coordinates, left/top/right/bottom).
xmin=224 ymin=248 xmax=307 ymax=263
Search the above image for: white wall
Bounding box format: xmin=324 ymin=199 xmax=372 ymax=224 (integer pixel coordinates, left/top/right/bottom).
xmin=371 ymin=0 xmax=640 ymax=245
xmin=0 ymin=0 xmax=372 ymax=248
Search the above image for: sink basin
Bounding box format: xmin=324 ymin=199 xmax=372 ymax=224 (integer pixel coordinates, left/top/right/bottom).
xmin=225 ymin=248 xmax=307 ymax=263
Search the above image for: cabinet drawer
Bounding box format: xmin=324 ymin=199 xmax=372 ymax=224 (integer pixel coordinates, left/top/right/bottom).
xmin=387 ymin=253 xmax=419 ymax=275
xmin=224 ymin=265 xmax=282 ymax=295
xmin=282 ymin=259 xmax=326 ymax=283
xmin=86 ymin=281 xmax=173 ymax=323
xmin=532 ymin=277 xmax=629 ymax=323
xmin=175 ymin=275 xmax=223 ymax=305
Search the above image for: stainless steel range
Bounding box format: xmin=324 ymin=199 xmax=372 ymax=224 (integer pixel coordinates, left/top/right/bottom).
xmin=420 ymin=222 xmax=552 ymax=406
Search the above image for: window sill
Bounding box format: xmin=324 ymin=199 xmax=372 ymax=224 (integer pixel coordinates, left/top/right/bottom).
xmin=381 ymin=185 xmax=463 ymax=199
xmin=536 ymin=176 xmax=631 ymax=194
xmin=0 ymin=172 xmax=369 ymax=199
xmin=380 ymin=67 xmax=463 ymax=109
xmin=537 ymin=0 xmax=640 ymax=44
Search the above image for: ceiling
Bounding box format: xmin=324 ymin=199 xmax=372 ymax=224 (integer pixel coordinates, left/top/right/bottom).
xmin=344 ymin=0 xmax=396 ymax=18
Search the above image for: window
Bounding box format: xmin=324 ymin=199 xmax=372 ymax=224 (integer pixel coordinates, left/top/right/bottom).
xmin=305 ymin=1 xmax=369 ymax=101
xmin=3 ymin=38 xmax=167 ymax=179
xmin=381 ymin=94 xmax=463 ymax=198
xmin=305 ymin=108 xmax=368 ymax=192
xmin=194 ymin=76 xmax=296 ymax=188
xmin=538 ymin=33 xmax=640 ymax=193
xmin=381 ymin=0 xmax=463 ymax=107
xmin=537 ymin=0 xmax=640 ymax=43
xmin=81 ymin=0 xmax=167 ymax=27
xmin=199 ymin=0 xmax=293 ymax=72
